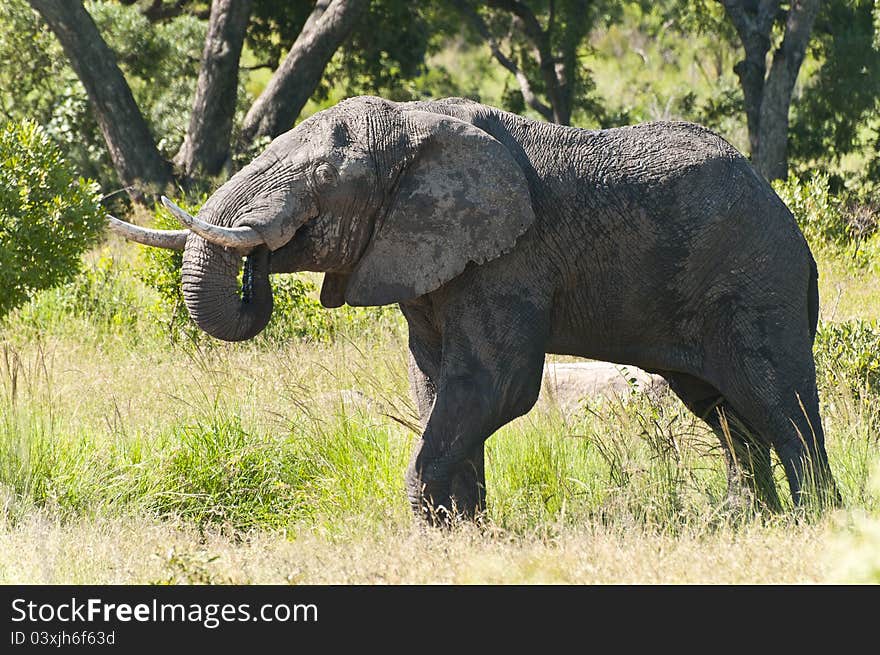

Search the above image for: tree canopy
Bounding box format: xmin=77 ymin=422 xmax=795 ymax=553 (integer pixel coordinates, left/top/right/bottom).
xmin=2 ymin=0 xmax=877 ymax=202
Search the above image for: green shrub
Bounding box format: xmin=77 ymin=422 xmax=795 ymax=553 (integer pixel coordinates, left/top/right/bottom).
xmin=772 ymin=173 xmax=880 ymax=267
xmin=136 ymin=199 xmax=191 ymax=337
xmin=263 ymin=275 xmax=335 ymax=342
xmin=58 ymin=251 xmax=143 ymax=332
xmin=814 ymin=319 xmax=880 ymax=399
xmin=843 ymin=200 xmax=880 ymax=264
xmin=773 ymin=172 xmax=849 ymax=249
xmin=0 ymin=119 xmax=104 ymax=319
xmin=9 ymin=250 xmax=146 ymax=341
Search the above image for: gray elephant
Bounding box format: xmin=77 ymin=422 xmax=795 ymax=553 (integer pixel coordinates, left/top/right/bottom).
xmin=110 ymin=95 xmax=840 ymax=521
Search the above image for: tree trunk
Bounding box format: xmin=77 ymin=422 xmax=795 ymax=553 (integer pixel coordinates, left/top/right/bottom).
xmin=721 ymin=0 xmax=777 ymax=160
xmin=721 ymin=0 xmax=819 ymax=181
xmin=754 ymin=0 xmax=821 ymax=180
xmin=732 ymin=50 xmax=770 ymax=159
xmin=175 ymin=0 xmax=252 ymax=179
xmin=29 ymin=0 xmax=172 ymax=201
xmin=238 ymin=0 xmax=367 ymax=145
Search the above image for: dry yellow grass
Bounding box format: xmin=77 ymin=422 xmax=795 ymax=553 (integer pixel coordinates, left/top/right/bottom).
xmin=1 ymin=250 xmax=878 ymax=585
xmin=0 ymin=513 xmax=857 ymax=584
xmin=816 ymin=256 xmax=880 ymax=322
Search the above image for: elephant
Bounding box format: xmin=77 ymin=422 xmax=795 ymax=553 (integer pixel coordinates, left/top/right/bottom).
xmin=109 ymin=95 xmax=841 ymax=521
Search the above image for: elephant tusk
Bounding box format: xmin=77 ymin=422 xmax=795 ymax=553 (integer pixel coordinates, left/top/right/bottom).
xmin=161 ymin=196 xmax=265 ymax=250
xmin=106 ymin=214 xmax=189 ymax=250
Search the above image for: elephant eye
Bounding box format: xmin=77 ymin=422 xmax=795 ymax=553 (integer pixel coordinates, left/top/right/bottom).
xmin=313 ymin=162 xmax=338 ymax=189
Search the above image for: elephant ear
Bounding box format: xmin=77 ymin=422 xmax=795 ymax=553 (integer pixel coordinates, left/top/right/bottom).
xmin=344 ymin=110 xmax=535 ymax=306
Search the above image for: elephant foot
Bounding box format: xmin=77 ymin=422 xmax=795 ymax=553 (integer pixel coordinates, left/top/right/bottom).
xmin=406 ymin=465 xmax=486 ymax=527
xmin=406 ymin=473 xmax=448 ymax=526
xmin=406 ymin=440 xmax=487 ymax=526
xmin=723 ymin=470 xmax=783 ymax=519
xmin=448 ymin=455 xmax=486 ymax=520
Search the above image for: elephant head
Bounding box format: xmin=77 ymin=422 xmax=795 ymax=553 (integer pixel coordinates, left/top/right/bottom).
xmin=109 ymin=97 xmax=536 ymax=341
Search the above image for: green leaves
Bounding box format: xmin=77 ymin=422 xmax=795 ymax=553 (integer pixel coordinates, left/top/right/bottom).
xmin=773 ymin=172 xmax=880 ymax=270
xmin=815 ymin=319 xmax=880 ymax=400
xmin=0 ymin=119 xmax=103 ymax=319
xmin=789 ymin=0 xmax=880 ymax=190
xmin=136 ymin=197 xmax=193 ymax=335
xmin=773 ymin=172 xmax=850 ymax=248
xmin=0 ymin=0 xmax=207 ymax=191
xmin=874 ymin=0 xmax=880 ymax=49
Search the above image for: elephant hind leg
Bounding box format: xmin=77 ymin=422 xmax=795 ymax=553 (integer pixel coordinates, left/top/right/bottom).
xmin=662 ymin=371 xmax=781 ymax=513
xmin=721 ymin=374 xmax=840 ymax=511
xmin=702 ymin=327 xmax=841 ymax=511
xmin=711 ymin=409 xmax=782 ymax=513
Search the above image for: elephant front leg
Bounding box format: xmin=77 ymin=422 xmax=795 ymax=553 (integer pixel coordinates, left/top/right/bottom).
xmin=407 ymin=351 xmax=436 ymax=430
xmin=404 ymin=375 xmax=491 ymax=524
xmin=409 ymin=353 xmax=487 ymax=517
xmin=449 ymin=442 xmax=486 ymax=518
xmin=400 ymin=285 xmax=548 ymax=525
xmin=406 ymin=354 xmax=543 ymax=525
xmin=406 ymin=436 xmax=486 ymax=523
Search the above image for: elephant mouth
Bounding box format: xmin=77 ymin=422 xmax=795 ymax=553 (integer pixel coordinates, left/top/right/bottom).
xmin=241 ymin=253 xmax=257 ymax=304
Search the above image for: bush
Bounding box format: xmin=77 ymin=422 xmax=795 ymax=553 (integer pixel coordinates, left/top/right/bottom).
xmin=7 ymin=250 xmax=146 ymax=342
xmin=58 ymin=251 xmax=143 ymax=333
xmin=773 ymin=173 xmax=880 ymax=266
xmin=773 ymin=172 xmax=849 ymax=249
xmin=814 ymin=319 xmax=880 ymax=399
xmin=136 ymin=199 xmax=191 ymax=336
xmin=263 ymin=275 xmax=335 ymax=342
xmin=0 ymin=119 xmax=104 ymax=319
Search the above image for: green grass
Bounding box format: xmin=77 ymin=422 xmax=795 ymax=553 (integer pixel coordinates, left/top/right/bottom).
xmin=0 ymin=236 xmax=878 ymax=583
xmin=0 ymin=331 xmax=729 ymax=533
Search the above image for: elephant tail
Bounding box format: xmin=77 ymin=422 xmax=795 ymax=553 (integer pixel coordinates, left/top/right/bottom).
xmin=808 ymin=254 xmax=820 ymax=343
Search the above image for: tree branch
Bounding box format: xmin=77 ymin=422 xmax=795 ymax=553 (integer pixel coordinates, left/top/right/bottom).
xmin=452 ymin=0 xmax=554 ymax=121
xmin=238 ymin=0 xmax=368 ymax=144
xmin=489 ymin=0 xmax=568 ymax=123
xmin=121 ymin=0 xmax=208 ymax=23
xmin=140 ymin=0 xmax=210 ymax=23
xmin=29 ymin=0 xmax=172 ymax=200
xmin=175 ymin=0 xmax=252 ymax=178
xmin=718 ymin=0 xmax=780 ymax=55
xmin=487 ymin=0 xmax=546 ymax=47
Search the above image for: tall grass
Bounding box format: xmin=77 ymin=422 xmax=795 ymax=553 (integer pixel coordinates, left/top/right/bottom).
xmin=1 ymin=309 xmax=877 ymax=534
xmin=0 ymin=242 xmax=878 ymax=582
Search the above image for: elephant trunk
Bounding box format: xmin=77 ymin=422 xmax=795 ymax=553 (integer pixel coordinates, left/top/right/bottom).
xmin=181 ymin=237 xmax=273 ymax=342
